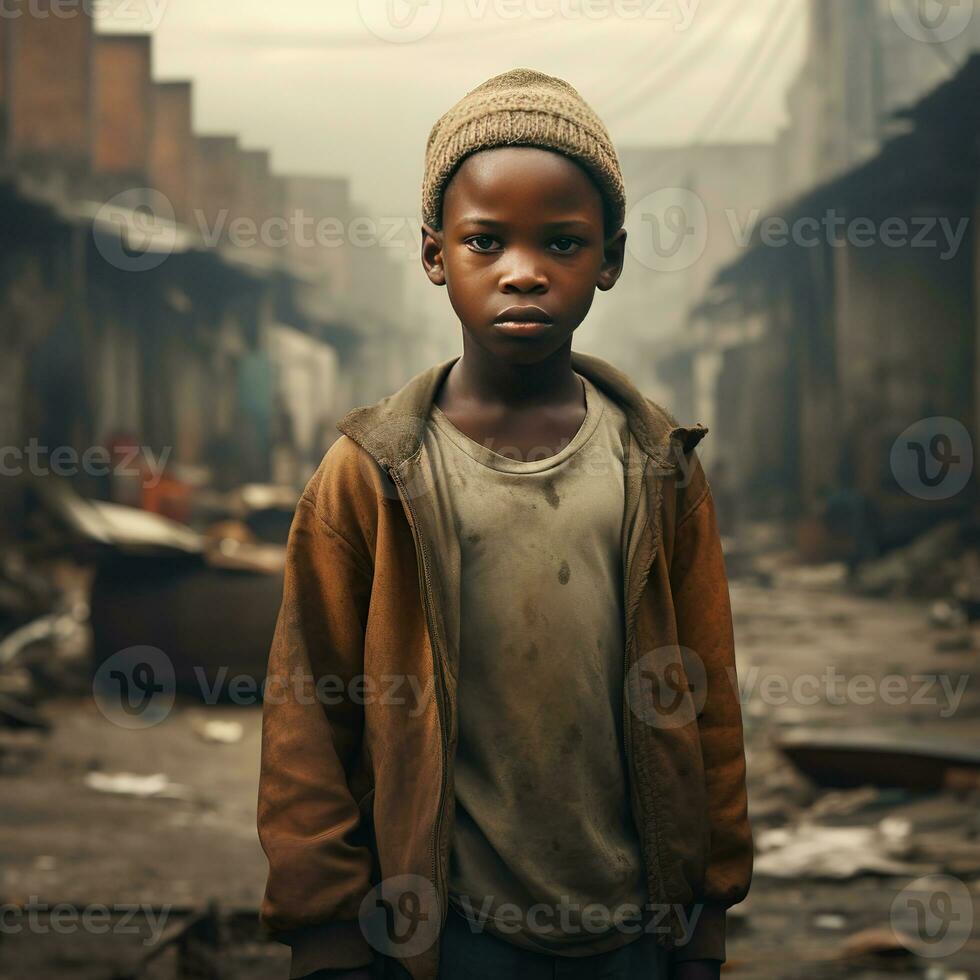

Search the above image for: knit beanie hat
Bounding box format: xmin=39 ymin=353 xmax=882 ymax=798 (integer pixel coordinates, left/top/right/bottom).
xmin=422 ymin=67 xmax=625 ymax=232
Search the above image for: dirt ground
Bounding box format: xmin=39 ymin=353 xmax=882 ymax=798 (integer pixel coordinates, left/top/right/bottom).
xmin=1 ymin=580 xmax=978 ymax=979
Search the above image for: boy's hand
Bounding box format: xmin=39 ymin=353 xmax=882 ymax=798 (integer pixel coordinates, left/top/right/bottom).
xmin=672 ymin=960 xmax=721 ymax=980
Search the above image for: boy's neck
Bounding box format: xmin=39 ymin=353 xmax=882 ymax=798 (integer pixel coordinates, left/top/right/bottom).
xmin=440 ymin=336 xmax=582 ymax=411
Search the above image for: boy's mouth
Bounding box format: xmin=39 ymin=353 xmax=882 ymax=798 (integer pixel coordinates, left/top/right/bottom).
xmin=493 ymin=305 xmax=554 ymax=336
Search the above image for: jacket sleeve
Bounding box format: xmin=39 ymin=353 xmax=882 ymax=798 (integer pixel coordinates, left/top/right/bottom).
xmin=668 ymin=451 xmax=752 ymax=964
xmin=257 ymin=469 xmax=376 ymax=978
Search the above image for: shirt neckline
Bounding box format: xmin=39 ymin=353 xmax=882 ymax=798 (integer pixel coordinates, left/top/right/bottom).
xmin=429 ymin=373 xmax=604 ymax=474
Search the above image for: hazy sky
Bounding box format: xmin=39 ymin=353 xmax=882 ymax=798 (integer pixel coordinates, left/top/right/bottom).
xmin=102 ymin=0 xmax=807 ymax=218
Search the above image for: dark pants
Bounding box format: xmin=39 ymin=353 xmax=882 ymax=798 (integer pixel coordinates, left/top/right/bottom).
xmin=380 ymin=904 xmax=671 ymax=979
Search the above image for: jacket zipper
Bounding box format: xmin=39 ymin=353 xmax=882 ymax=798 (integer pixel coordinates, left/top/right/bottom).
xmin=621 ymin=454 xmax=671 ymax=939
xmin=621 ymin=455 xmax=644 ymax=908
xmin=387 ymin=465 xmax=450 ymax=937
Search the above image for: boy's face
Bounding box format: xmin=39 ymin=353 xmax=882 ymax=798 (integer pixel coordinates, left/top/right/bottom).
xmin=421 ymin=146 xmax=626 ymax=366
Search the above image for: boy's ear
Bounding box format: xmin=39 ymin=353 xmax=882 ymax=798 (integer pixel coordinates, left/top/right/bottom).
xmin=421 ymin=223 xmax=446 ymax=286
xmin=597 ymin=227 xmax=627 ymax=292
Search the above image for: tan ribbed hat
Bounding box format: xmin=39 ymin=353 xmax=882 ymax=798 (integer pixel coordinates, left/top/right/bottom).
xmin=422 ymin=67 xmax=625 ymax=232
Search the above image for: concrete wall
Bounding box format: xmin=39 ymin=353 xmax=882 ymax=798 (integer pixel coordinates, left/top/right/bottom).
xmin=832 ymin=225 xmax=974 ymax=522
xmin=6 ymin=2 xmax=93 ymax=168
xmin=92 ymin=35 xmax=152 ymax=178
xmin=191 ymin=134 xmax=241 ymax=241
xmin=715 ymin=321 xmax=797 ymax=520
xmin=238 ymin=148 xmax=279 ymax=230
xmin=148 ymin=81 xmax=193 ymax=225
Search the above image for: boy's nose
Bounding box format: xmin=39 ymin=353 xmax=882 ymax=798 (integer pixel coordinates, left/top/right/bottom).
xmin=498 ymin=255 xmax=548 ymax=293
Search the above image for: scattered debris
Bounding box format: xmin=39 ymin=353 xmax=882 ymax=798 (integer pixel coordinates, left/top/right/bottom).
xmin=836 ymin=926 xmax=911 ymax=960
xmin=853 ymin=521 xmax=964 ymax=598
xmin=0 ymin=609 xmax=87 ymax=668
xmin=34 ymin=479 xmax=203 ymax=557
xmin=812 ymin=913 xmax=846 ymax=930
xmin=768 ymin=562 xmax=850 ymax=592
xmin=233 ymin=483 xmax=299 ymax=544
xmin=777 ymin=728 xmax=980 ymax=791
xmin=754 ymin=821 xmax=932 ymax=879
xmin=84 ymin=771 xmax=193 ymax=800
xmin=0 ymin=552 xmax=58 ymax=632
xmin=802 ymin=786 xmax=907 ymax=822
xmin=934 ymin=631 xmax=974 ymax=653
xmin=930 ymin=599 xmax=969 ymax=630
xmin=0 ymin=692 xmax=50 ymax=731
xmin=194 ymin=719 xmax=244 ymax=744
xmin=28 ymin=481 xmax=284 ymax=694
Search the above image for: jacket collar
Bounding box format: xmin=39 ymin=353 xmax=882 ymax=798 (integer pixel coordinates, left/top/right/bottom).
xmin=337 ymin=351 xmax=707 ymax=471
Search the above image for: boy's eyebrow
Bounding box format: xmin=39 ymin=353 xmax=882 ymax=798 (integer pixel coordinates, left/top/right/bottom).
xmin=454 ymin=216 xmax=596 ymax=231
xmin=454 ymin=217 xmax=506 ymax=228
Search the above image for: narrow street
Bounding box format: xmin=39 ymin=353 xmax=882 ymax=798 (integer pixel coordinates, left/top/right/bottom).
xmin=1 ymin=577 xmax=977 ymax=978
xmin=728 ymin=579 xmax=980 ymax=979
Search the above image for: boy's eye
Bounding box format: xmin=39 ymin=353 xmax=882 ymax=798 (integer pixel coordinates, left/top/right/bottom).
xmin=550 ymin=237 xmax=581 ymax=254
xmin=466 ymin=235 xmax=500 ymax=253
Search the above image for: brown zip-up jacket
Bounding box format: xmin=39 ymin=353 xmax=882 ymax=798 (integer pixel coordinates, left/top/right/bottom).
xmin=257 ymin=351 xmax=752 ymax=980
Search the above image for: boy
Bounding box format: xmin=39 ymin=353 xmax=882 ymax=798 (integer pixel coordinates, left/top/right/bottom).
xmin=257 ymin=68 xmax=752 ymax=980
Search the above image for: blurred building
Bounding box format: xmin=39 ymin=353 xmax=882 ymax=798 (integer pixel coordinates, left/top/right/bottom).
xmin=696 ymin=55 xmax=980 ymax=544
xmin=774 ymin=0 xmax=980 ymax=200
xmin=0 ymin=5 xmax=408 ymax=534
xmin=620 ymin=0 xmax=980 ymax=543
